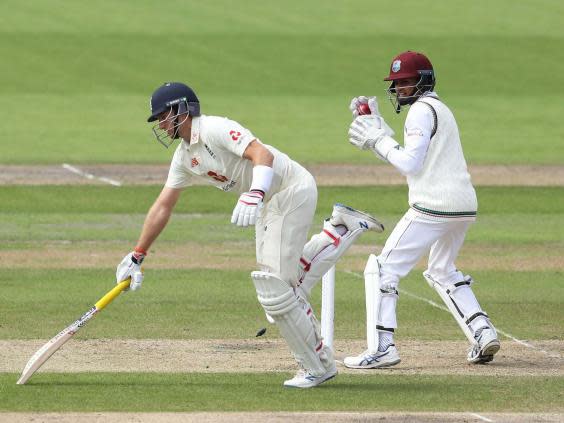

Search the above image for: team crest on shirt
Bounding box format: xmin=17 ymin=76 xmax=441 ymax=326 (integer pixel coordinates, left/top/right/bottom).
xmin=406 ymin=128 xmax=424 ymax=137
xmin=229 ymin=130 xmax=242 ymax=141
xmin=392 ymin=60 xmax=401 ymax=73
xmin=190 ymin=157 xmax=200 ymax=168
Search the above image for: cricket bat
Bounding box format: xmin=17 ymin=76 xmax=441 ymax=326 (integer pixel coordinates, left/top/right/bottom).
xmin=16 ymin=279 xmax=131 ymax=385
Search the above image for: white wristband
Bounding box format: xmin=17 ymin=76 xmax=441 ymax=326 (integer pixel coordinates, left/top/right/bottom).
xmin=250 ymin=165 xmax=274 ymax=193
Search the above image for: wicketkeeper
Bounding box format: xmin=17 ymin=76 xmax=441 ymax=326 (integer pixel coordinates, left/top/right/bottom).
xmin=116 ymin=82 xmax=384 ymax=388
xmin=344 ymin=51 xmax=500 ymax=368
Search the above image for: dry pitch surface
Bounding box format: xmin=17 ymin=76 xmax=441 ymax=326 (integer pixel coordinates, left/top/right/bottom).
xmin=2 ymin=164 xmax=564 ymax=186
xmin=2 ymin=339 xmax=562 ymax=377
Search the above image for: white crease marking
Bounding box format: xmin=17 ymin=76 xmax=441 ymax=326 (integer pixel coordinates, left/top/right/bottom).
xmin=468 ymin=412 xmax=494 ymax=422
xmin=62 ymin=164 xmax=121 ymax=186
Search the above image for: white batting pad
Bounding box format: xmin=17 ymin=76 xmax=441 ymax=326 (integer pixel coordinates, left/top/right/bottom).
xmin=251 ymin=271 xmax=333 ymax=377
xmin=424 ymin=272 xmax=490 ymax=346
xmin=298 ymin=221 xmax=365 ymax=299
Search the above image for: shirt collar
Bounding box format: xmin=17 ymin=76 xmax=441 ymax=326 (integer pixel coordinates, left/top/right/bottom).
xmin=421 ymin=91 xmax=439 ymax=100
xmin=182 ymin=115 xmax=201 ymax=150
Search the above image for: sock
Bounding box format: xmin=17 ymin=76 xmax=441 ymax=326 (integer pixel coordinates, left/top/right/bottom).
xmin=378 ymin=331 xmax=394 ymax=352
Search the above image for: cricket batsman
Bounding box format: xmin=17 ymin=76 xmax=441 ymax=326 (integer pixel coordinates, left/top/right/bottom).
xmin=115 ymin=82 xmax=384 ymax=388
xmin=344 ymin=51 xmax=500 ymax=368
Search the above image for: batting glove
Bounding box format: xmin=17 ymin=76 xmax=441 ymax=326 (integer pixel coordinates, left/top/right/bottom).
xmin=116 ymin=250 xmax=145 ymax=291
xmin=231 ymin=190 xmax=264 ymax=227
xmin=348 ymin=115 xmax=399 ymax=161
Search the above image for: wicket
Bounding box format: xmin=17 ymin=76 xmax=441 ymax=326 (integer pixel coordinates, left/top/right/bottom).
xmin=320 ymin=265 xmax=335 ymax=348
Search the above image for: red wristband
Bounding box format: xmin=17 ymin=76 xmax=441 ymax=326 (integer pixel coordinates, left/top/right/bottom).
xmin=134 ymin=247 xmax=148 ymax=255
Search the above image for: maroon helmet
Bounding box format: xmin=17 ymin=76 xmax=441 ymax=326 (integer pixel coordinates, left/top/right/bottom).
xmin=384 ymin=51 xmax=436 ymax=113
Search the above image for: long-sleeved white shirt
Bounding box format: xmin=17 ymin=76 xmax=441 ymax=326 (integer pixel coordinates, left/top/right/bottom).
xmin=386 ymin=93 xmax=436 ymax=176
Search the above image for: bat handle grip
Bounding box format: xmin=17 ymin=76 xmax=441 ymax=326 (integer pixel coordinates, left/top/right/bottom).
xmin=95 ymin=279 xmax=131 ymax=310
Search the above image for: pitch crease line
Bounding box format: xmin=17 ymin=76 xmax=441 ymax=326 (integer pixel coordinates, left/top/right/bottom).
xmin=468 ymin=412 xmax=494 ymax=422
xmin=343 ymin=270 xmax=560 ymax=358
xmin=62 ymin=164 xmax=122 ymax=186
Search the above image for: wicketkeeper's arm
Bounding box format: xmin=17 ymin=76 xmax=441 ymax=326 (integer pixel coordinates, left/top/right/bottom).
xmin=385 ymin=102 xmax=434 ymax=176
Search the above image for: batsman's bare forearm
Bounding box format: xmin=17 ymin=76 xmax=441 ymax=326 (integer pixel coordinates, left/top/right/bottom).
xmin=243 ymin=139 xmax=274 ymax=166
xmin=135 ymin=187 xmax=182 ymax=251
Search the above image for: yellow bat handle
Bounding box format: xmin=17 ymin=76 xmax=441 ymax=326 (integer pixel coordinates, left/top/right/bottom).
xmin=94 ymin=279 xmax=131 ymax=311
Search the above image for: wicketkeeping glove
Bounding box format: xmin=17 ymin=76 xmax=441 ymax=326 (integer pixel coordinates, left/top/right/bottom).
xmin=348 ymin=115 xmax=399 ymax=161
xmin=231 ymin=190 xmax=264 ymax=227
xmin=349 ymin=115 xmax=386 ymax=150
xmin=349 ymin=96 xmax=381 ymax=117
xmin=116 ymin=250 xmax=145 ymax=291
xmin=349 ymin=96 xmax=395 ymax=135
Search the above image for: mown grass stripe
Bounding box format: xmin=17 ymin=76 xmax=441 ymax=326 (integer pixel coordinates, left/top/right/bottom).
xmin=1 ymin=373 xmax=562 ymax=412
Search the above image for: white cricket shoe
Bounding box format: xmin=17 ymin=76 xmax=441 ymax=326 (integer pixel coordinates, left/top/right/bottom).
xmin=467 ymin=326 xmax=500 ymax=364
xmin=283 ymin=363 xmax=337 ymax=389
xmin=330 ymin=203 xmax=384 ymax=233
xmin=343 ymin=345 xmax=401 ymax=369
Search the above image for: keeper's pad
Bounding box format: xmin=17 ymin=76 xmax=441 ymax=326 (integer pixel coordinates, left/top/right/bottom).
xmin=251 ymin=271 xmax=333 ymax=376
xmin=297 ymin=220 xmax=364 ymax=299
xmin=365 ymin=254 xmax=399 ymax=352
xmin=423 ymin=272 xmax=489 ymax=346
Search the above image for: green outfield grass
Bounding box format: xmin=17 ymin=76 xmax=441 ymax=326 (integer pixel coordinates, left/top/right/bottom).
xmin=0 ymin=268 xmax=562 ymax=341
xmin=1 ymin=1 xmax=563 ymax=164
xmin=1 ymin=373 xmax=562 ymax=412
xmin=3 ymin=185 xmax=564 ymax=215
xmin=1 ymin=0 xmax=563 ymax=415
xmin=2 ymin=186 xmax=564 ymax=244
xmin=0 ymin=186 xmax=563 ymax=341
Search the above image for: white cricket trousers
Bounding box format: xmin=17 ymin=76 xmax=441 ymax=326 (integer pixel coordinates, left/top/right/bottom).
xmin=377 ymin=209 xmax=475 ymax=330
xmin=255 ymin=169 xmax=318 ymax=287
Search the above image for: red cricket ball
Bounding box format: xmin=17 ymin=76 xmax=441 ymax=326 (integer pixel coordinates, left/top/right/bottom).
xmin=357 ymin=103 xmax=371 ymax=115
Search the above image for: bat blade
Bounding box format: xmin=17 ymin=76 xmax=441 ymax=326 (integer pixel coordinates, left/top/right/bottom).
xmin=17 ymin=280 xmax=130 ymax=385
xmin=16 ymin=307 xmax=97 ymax=385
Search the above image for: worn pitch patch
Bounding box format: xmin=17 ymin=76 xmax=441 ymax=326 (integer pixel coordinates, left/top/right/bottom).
xmin=2 ymin=339 xmax=562 ymax=376
xmin=2 ymin=164 xmax=564 ymax=186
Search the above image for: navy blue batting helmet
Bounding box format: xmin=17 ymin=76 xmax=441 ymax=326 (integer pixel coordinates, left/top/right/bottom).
xmin=147 ymin=82 xmax=200 ymax=122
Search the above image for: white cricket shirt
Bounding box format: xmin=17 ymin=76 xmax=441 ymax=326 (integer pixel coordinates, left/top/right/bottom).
xmin=165 ymin=115 xmax=307 ymax=200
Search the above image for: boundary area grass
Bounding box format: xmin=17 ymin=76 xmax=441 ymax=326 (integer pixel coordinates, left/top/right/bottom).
xmin=3 ymin=186 xmax=564 ymax=215
xmin=1 ymin=373 xmax=562 ymax=412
